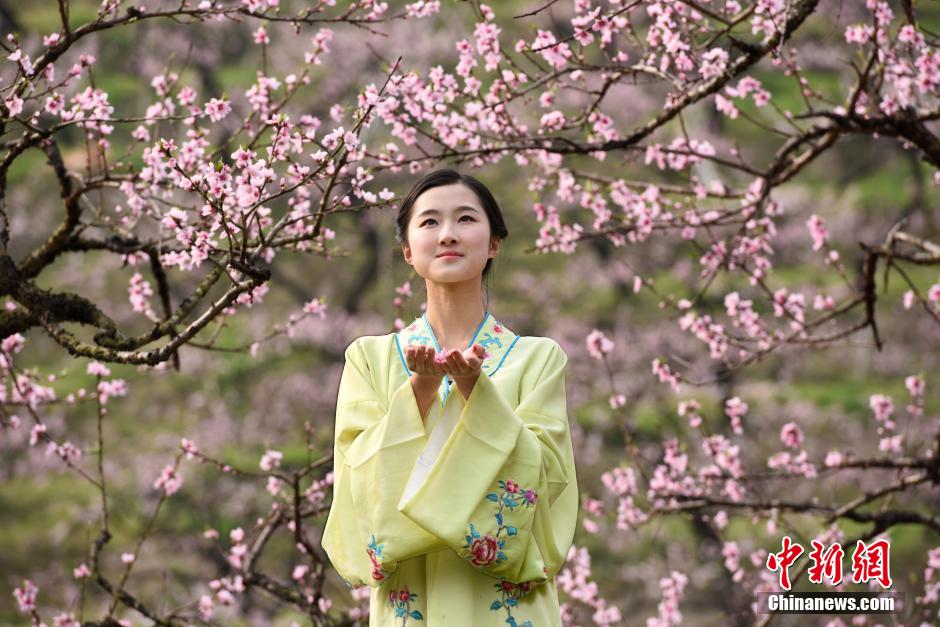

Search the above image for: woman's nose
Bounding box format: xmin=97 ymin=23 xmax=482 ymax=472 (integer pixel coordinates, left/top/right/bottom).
xmin=439 ymin=225 xmax=458 ymax=243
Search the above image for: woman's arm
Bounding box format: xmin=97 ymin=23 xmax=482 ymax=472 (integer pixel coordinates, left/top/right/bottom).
xmin=397 ymin=339 xmax=579 ymax=585
xmin=411 ymin=373 xmax=441 ymax=422
xmin=406 ymin=344 xmax=446 ymax=422
xmin=321 ymin=338 xmax=449 ymax=588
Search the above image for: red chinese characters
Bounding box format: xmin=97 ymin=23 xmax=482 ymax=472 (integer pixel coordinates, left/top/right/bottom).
xmin=851 ymin=539 xmax=893 ymax=588
xmin=807 ymin=540 xmax=845 ymax=585
xmin=766 ymin=535 xmax=804 ymax=591
xmin=766 ymin=536 xmax=892 ymax=590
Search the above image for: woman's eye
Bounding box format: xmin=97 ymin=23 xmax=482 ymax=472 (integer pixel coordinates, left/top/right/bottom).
xmin=421 ymin=216 xmax=473 ymax=226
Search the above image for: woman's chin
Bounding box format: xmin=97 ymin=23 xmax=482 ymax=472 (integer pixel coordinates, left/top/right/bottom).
xmin=427 ymin=271 xmax=480 ymax=284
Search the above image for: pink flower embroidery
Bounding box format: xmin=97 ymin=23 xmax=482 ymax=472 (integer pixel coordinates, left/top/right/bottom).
xmin=367 ymin=535 xmax=389 ymax=582
xmin=387 ymin=586 xmax=423 ymax=623
xmin=470 ymin=534 xmax=499 ymax=566
xmin=371 ymin=564 xmax=386 ymax=582
xmin=463 ymin=478 xmax=537 ymax=571
xmin=491 ymin=579 xmax=535 ymax=624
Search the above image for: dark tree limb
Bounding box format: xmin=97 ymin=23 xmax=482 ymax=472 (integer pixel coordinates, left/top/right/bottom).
xmin=17 ymin=138 xmax=83 ymax=280
xmin=37 ymin=265 xmax=266 ymax=364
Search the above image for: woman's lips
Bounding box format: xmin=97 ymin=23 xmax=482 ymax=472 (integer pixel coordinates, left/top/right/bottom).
xmin=437 ymin=253 xmax=463 ymax=258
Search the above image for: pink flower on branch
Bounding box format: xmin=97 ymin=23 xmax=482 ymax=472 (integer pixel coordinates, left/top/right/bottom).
xmin=779 ymin=422 xmax=803 ymax=449
xmin=869 ymin=393 xmax=894 ymax=427
xmin=531 ymin=29 xmax=572 ymax=70
xmin=13 ymin=579 xmax=38 ymax=613
xmin=724 ymin=397 xmax=748 ymax=435
xmin=406 ymin=0 xmax=440 ymax=18
xmin=260 ymin=449 xmax=282 ymax=471
xmin=646 ymin=570 xmax=689 ymax=626
xmin=715 ymin=93 xmax=738 ymax=119
xmin=2 ymin=1 xmax=938 ymax=623
xmin=585 ymin=329 xmax=614 ymax=360
xmin=204 ymin=97 xmax=231 ymax=122
xmin=153 ymin=465 xmax=183 ymax=496
xmin=651 ymin=358 xmax=682 ymax=393
xmin=806 ymin=214 xmax=829 ymax=251
xmin=72 ymin=563 xmax=90 ymax=579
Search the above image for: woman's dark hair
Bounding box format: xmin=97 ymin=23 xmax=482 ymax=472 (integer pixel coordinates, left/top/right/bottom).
xmin=396 ymin=168 xmax=509 ymax=292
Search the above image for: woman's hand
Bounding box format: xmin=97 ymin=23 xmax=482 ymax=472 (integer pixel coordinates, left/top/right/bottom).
xmin=439 ymin=344 xmax=485 ymax=383
xmin=405 ymin=345 xmax=445 ymax=380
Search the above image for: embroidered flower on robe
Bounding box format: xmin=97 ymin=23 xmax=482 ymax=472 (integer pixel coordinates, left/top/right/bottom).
xmin=469 ymin=531 xmax=500 ymax=566
xmin=489 ymin=580 xmax=534 ymax=627
xmin=367 ymin=535 xmax=390 ymax=582
xmin=463 ymin=478 xmax=537 ymax=569
xmin=387 ymin=585 xmax=423 ymax=624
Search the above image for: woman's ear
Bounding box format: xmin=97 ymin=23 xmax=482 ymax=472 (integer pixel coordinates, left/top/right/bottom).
xmin=488 ymin=236 xmax=500 ymax=258
xmin=402 ymin=243 xmax=412 ymax=265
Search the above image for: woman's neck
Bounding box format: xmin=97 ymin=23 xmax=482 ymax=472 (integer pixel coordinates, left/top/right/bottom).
xmin=424 ymin=301 xmax=487 ymax=351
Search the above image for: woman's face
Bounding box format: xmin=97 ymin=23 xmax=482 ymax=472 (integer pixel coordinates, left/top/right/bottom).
xmin=402 ymin=182 xmax=498 ymax=284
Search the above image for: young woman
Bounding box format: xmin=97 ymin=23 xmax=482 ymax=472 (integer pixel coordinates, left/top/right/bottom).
xmin=322 ymin=169 xmax=578 ymax=626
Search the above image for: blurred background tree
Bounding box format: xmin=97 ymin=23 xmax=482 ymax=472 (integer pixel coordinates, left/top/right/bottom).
xmin=0 ymin=0 xmax=938 ymax=625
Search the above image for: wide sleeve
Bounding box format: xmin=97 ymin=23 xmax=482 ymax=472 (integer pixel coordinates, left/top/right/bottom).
xmin=321 ymin=338 xmax=448 ymax=588
xmin=397 ymin=339 xmax=578 ymax=585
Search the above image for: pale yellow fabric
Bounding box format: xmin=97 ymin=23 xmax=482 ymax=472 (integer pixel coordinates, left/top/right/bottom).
xmin=322 ymin=312 xmax=578 ymax=626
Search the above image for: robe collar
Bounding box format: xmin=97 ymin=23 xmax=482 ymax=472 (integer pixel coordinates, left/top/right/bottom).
xmin=394 ymin=310 xmax=519 ymax=380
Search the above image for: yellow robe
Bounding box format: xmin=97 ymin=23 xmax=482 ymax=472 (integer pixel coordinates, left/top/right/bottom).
xmin=322 ymin=311 xmax=578 ymax=626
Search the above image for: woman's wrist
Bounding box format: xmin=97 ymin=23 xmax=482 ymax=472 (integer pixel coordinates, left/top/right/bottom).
xmin=411 ymin=372 xmax=442 ymax=388
xmin=410 ymin=373 xmax=441 ymax=422
xmin=452 ymin=372 xmax=479 ymax=400
xmin=450 ymin=371 xmax=478 ymax=383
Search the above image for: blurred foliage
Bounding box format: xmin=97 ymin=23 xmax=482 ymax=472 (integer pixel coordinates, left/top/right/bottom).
xmin=1 ymin=0 xmax=938 ymax=625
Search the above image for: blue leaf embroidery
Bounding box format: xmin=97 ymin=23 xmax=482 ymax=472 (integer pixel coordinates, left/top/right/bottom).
xmin=490 ymin=581 xmax=535 ymax=627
